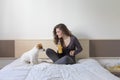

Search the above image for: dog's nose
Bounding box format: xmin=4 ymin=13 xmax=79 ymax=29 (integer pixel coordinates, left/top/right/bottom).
xmin=43 ymin=49 xmax=45 ymax=51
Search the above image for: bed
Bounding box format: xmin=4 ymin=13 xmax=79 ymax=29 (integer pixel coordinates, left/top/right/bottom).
xmin=0 ymin=58 xmax=120 ymax=80
xmin=0 ymin=39 xmax=120 ymax=80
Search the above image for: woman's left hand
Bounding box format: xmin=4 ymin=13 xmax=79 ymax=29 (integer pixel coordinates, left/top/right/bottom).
xmin=69 ymin=50 xmax=75 ymax=56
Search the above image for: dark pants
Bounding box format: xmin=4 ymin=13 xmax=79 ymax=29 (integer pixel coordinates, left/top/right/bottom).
xmin=46 ymin=48 xmax=75 ymax=64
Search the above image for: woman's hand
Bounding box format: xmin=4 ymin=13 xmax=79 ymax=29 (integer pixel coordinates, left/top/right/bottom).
xmin=69 ymin=50 xmax=75 ymax=56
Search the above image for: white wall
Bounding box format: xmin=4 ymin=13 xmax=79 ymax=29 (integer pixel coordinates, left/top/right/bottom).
xmin=0 ymin=0 xmax=120 ymax=39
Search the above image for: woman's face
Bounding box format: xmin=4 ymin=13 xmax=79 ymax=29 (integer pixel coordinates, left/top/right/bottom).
xmin=56 ymin=28 xmax=63 ymax=38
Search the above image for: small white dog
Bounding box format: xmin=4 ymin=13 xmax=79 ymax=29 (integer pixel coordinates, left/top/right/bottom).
xmin=20 ymin=43 xmax=45 ymax=65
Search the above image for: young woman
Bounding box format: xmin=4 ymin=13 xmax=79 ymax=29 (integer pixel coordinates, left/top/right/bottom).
xmin=46 ymin=23 xmax=82 ymax=64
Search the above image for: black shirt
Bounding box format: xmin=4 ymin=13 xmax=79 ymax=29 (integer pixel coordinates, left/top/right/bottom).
xmin=58 ymin=35 xmax=83 ymax=60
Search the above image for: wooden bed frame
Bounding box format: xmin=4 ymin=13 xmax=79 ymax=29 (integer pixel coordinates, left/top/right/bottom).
xmin=15 ymin=39 xmax=89 ymax=60
xmin=1 ymin=39 xmax=120 ymax=58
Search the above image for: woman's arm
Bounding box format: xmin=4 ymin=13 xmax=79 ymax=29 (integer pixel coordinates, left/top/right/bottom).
xmin=74 ymin=36 xmax=83 ymax=55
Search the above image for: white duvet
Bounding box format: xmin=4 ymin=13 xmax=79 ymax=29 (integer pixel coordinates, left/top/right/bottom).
xmin=0 ymin=58 xmax=120 ymax=80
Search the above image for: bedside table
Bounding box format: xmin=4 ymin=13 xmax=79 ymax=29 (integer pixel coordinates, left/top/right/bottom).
xmin=0 ymin=57 xmax=16 ymax=69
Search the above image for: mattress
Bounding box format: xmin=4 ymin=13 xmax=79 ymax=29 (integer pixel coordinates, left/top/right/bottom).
xmin=0 ymin=58 xmax=120 ymax=80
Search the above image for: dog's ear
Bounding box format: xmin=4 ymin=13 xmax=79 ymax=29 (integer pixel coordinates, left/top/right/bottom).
xmin=36 ymin=43 xmax=43 ymax=49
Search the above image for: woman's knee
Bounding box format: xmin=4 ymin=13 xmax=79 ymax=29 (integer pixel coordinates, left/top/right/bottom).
xmin=46 ymin=48 xmax=53 ymax=53
xmin=46 ymin=48 xmax=56 ymax=56
xmin=46 ymin=48 xmax=59 ymax=62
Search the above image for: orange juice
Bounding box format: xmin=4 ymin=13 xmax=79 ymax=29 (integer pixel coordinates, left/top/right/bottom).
xmin=58 ymin=40 xmax=62 ymax=54
xmin=58 ymin=44 xmax=62 ymax=54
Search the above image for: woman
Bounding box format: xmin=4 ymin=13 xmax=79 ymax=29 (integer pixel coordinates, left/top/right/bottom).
xmin=46 ymin=23 xmax=82 ymax=64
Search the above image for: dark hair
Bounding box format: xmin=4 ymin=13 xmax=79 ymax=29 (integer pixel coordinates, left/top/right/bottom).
xmin=53 ymin=23 xmax=72 ymax=46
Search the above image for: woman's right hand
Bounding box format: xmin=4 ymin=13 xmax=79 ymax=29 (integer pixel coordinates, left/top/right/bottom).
xmin=69 ymin=50 xmax=75 ymax=56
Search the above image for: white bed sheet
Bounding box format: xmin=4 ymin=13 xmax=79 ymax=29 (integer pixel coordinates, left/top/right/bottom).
xmin=0 ymin=58 xmax=32 ymax=80
xmin=0 ymin=58 xmax=120 ymax=80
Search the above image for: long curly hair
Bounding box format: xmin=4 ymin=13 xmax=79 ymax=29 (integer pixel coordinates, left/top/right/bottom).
xmin=53 ymin=23 xmax=72 ymax=47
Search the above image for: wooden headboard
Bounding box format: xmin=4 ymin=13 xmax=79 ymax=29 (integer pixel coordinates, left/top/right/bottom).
xmin=1 ymin=40 xmax=120 ymax=58
xmin=90 ymin=40 xmax=120 ymax=57
xmin=15 ymin=39 xmax=89 ymax=59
